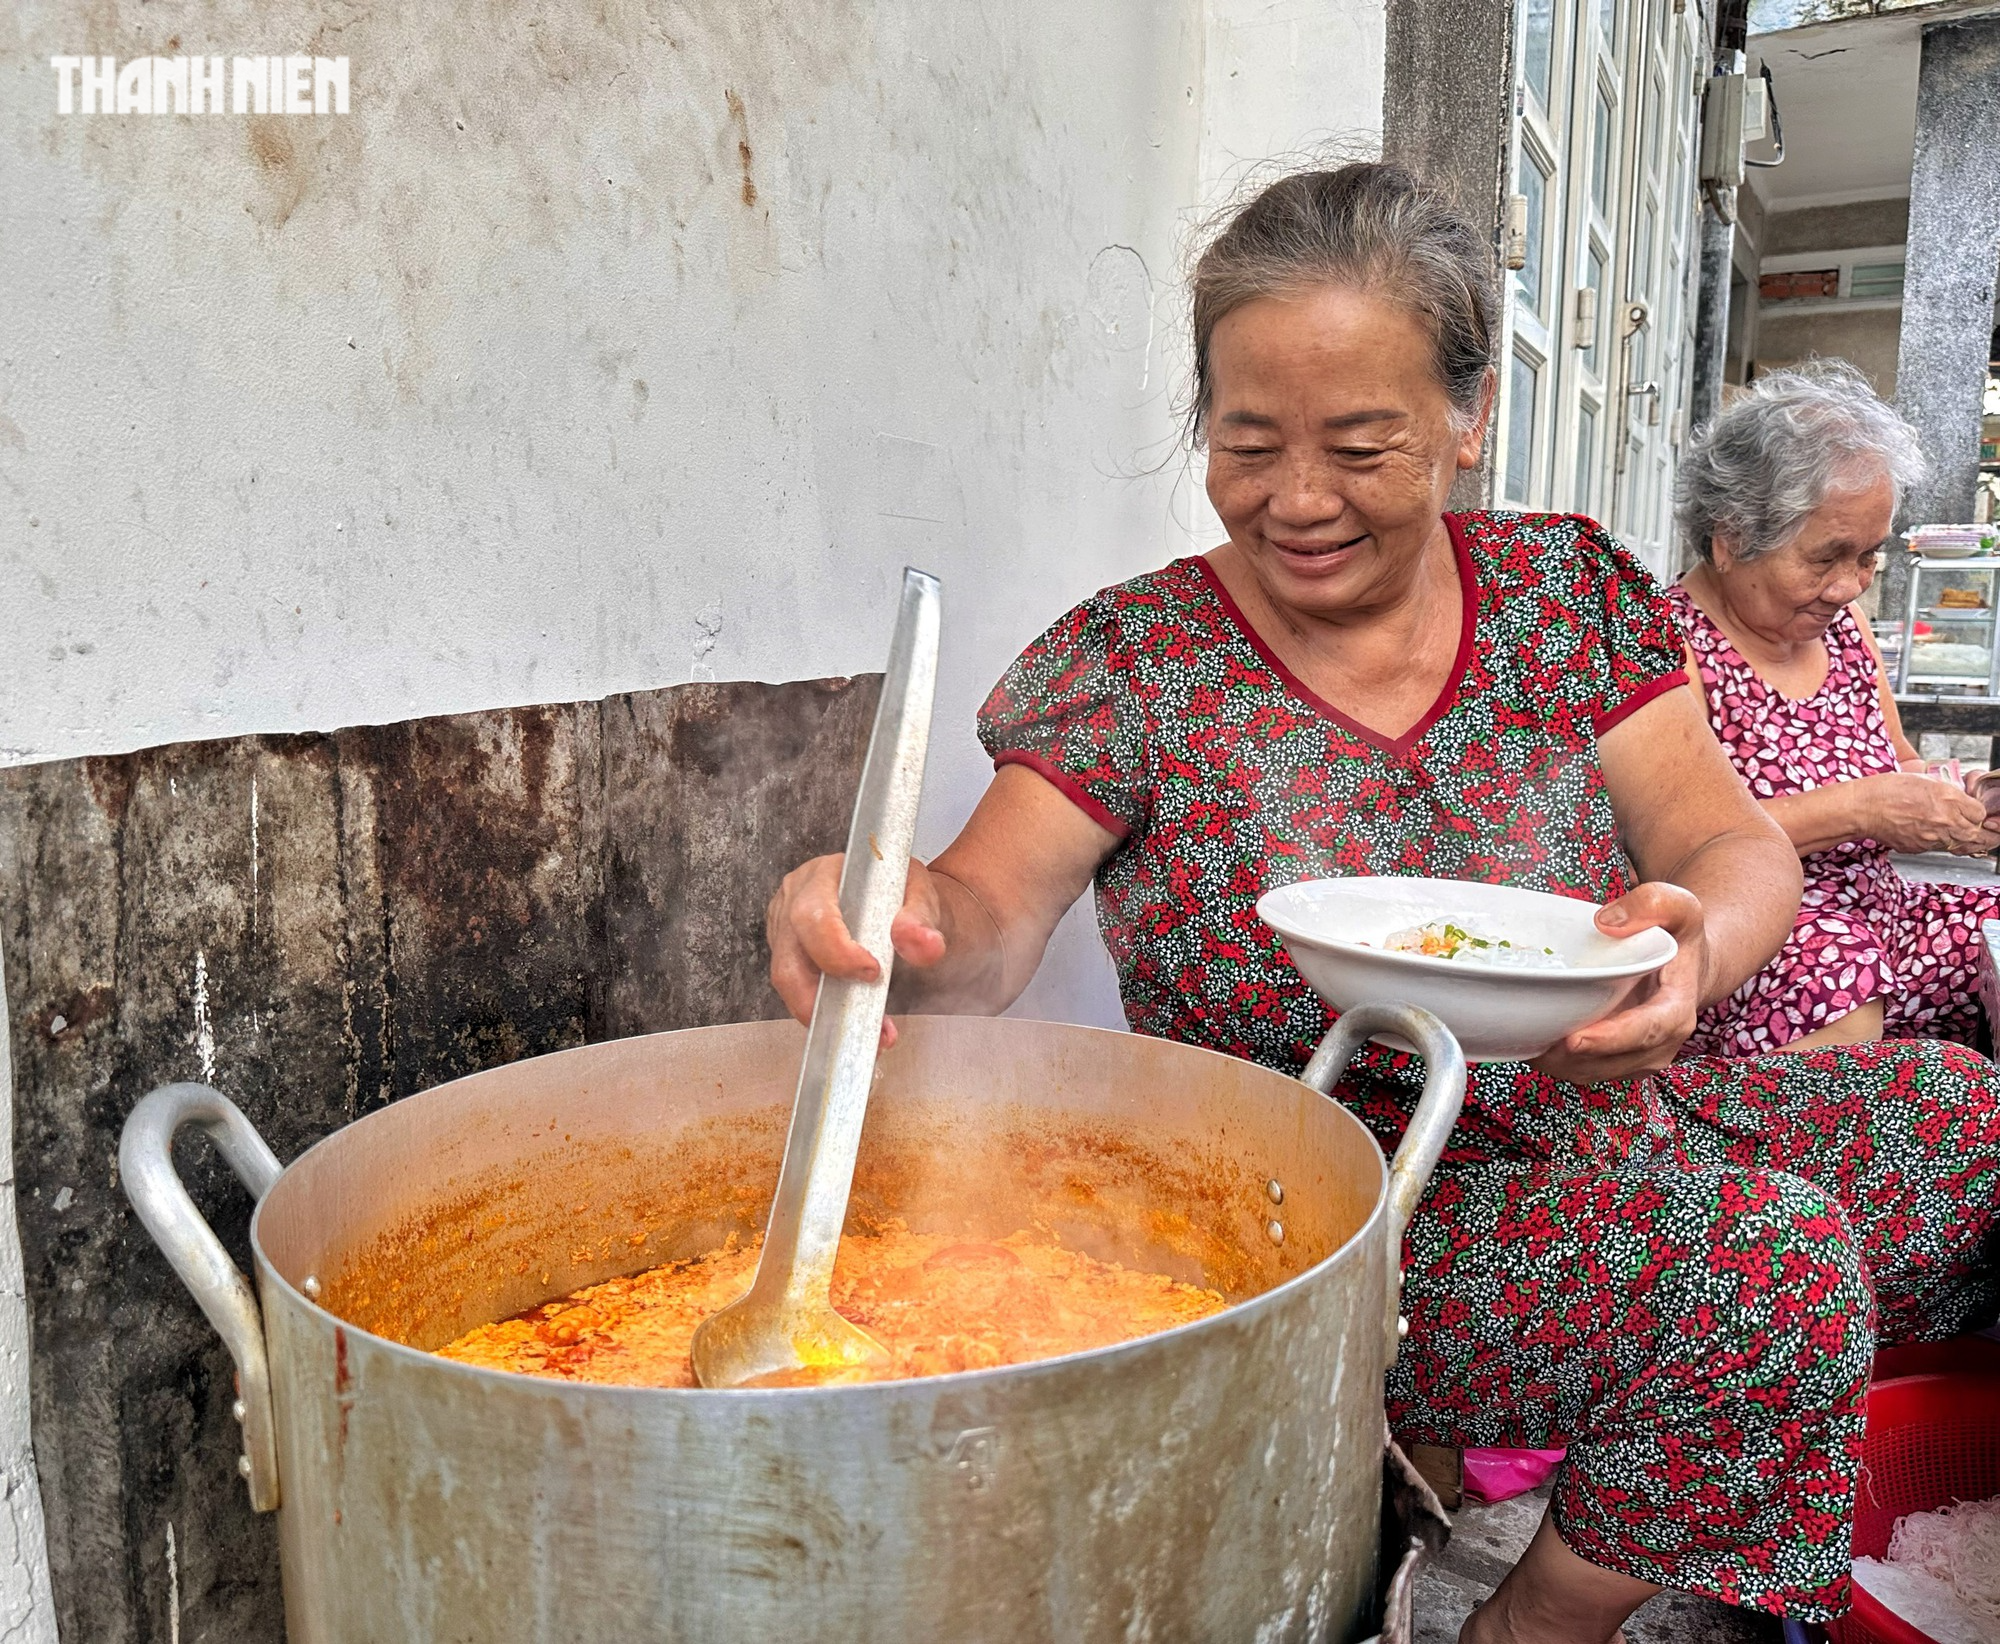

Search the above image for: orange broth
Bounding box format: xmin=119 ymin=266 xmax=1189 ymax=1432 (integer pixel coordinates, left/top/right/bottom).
xmin=436 ymin=1219 xmax=1227 ymax=1386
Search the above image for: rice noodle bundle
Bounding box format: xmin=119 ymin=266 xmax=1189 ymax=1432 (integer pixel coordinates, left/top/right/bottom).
xmin=1853 ymin=1494 xmax=2000 ymax=1644
xmin=1888 ymin=1497 xmax=2000 ymax=1616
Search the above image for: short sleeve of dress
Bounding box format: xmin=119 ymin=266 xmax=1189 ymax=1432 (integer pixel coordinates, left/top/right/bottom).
xmin=976 ymin=592 xmax=1148 ymax=840
xmin=1563 ymin=517 xmax=1689 ymax=734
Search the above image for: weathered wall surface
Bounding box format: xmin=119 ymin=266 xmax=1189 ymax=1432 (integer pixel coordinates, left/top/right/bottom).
xmin=1381 ymin=0 xmax=1512 ymax=508
xmin=0 ymin=676 xmax=878 ymax=1643
xmin=1201 ymin=0 xmax=1387 ymax=196
xmin=1380 ymin=0 xmax=1509 ymax=232
xmin=1756 ymin=305 xmax=1904 ymax=392
xmin=2 ymin=0 xmax=1387 ymax=1025
xmin=1763 ymin=195 xmax=1911 ymax=256
xmin=0 ymin=1 xmax=1391 ymax=1636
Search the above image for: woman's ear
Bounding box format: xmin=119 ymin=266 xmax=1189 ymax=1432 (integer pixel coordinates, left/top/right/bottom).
xmin=1709 ymin=533 xmax=1743 ymax=571
xmin=1456 ymin=369 xmax=1496 ymax=472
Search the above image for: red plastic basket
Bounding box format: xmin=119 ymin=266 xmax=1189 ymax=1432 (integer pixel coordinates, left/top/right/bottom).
xmin=1872 ymin=1338 xmax=2000 ymax=1384
xmin=1826 ymin=1373 xmax=2000 ymax=1644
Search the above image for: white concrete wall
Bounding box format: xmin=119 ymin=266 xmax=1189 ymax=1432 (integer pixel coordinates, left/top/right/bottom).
xmin=0 ymin=0 xmax=1384 ymax=1630
xmin=1202 ymin=0 xmax=1386 ymax=200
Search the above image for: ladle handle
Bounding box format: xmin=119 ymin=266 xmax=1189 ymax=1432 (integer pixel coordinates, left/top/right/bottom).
xmin=120 ymin=1083 xmax=283 ymax=1512
xmin=1300 ymin=1003 xmax=1467 ymax=1360
xmin=755 ymin=567 xmax=941 ymax=1311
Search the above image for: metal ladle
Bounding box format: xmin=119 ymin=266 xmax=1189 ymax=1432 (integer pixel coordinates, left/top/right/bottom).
xmin=691 ymin=566 xmax=942 ymax=1389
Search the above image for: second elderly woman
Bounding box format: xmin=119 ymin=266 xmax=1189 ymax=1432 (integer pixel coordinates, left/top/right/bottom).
xmin=1668 ymin=362 xmax=2000 ymax=1056
xmin=768 ymin=165 xmax=2000 ymax=1642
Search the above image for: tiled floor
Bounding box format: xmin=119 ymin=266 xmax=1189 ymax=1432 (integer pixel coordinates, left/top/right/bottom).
xmin=1412 ymin=1486 xmax=1781 ymax=1643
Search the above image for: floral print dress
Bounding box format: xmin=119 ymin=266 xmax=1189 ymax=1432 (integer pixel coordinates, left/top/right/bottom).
xmin=1667 ymin=586 xmax=2000 ymax=1054
xmin=977 ymin=511 xmax=2000 ymax=1621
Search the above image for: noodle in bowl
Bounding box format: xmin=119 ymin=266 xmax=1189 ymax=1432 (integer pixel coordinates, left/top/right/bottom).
xmin=1258 ymin=876 xmax=1677 ymax=1062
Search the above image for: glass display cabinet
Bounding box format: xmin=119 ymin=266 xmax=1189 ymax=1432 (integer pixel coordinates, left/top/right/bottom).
xmin=1900 ymin=559 xmax=2000 ymax=696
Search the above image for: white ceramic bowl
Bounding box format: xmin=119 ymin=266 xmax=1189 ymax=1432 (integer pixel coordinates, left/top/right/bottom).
xmin=1258 ymin=877 xmax=1677 ymax=1063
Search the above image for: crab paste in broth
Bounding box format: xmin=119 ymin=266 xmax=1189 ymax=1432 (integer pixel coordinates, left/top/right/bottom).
xmin=436 ymin=1221 xmax=1228 ymax=1387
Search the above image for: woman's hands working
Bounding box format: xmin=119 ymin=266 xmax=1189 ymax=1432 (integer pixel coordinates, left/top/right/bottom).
xmin=766 ymin=853 xmax=951 ymax=1045
xmin=1761 ymin=770 xmax=2000 ymax=857
xmin=1765 ymin=641 xmax=2000 ymax=856
xmin=766 ymin=765 xmax=1117 ymax=1044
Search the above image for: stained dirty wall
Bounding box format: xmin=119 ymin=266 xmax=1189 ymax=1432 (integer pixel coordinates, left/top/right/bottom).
xmin=0 ymin=0 xmax=1394 ymax=1634
xmin=4 ymin=0 xmax=1382 ymax=1029
xmin=0 ymin=675 xmax=878 ymax=1643
xmin=0 ymin=0 xmax=1220 ymax=1041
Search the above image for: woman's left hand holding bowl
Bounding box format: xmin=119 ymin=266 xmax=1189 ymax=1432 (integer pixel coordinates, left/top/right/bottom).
xmin=1532 ymin=883 xmax=1706 ymax=1085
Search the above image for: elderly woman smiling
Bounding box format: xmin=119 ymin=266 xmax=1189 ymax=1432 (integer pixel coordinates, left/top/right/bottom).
xmin=1667 ymin=363 xmax=2000 ymax=1056
xmin=770 ymin=169 xmax=2000 ymax=1641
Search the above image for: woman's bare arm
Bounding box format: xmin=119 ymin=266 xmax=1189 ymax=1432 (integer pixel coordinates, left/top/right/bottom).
xmin=1753 ymin=612 xmax=1997 ymax=855
xmin=1535 ymin=686 xmax=1800 ymax=1084
xmin=1607 ymin=685 xmax=1800 ymax=1000
xmin=1759 ymin=786 xmax=1887 ymax=856
xmin=767 ymin=765 xmax=1116 ymax=1040
xmin=1757 ymin=774 xmax=1999 ymax=857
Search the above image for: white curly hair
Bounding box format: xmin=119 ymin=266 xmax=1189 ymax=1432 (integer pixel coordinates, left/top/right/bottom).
xmin=1675 ymin=359 xmax=1927 ymax=563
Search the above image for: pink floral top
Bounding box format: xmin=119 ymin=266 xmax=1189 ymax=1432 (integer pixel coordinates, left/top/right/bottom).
xmin=1663 ymin=589 xmax=1902 ymax=885
xmin=1657 ymin=586 xmax=2000 ymax=1053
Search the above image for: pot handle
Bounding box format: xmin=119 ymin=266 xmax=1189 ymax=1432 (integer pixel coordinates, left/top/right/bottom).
xmin=1299 ymin=1005 xmax=1467 ymax=1357
xmin=119 ymin=1083 xmax=284 ymax=1512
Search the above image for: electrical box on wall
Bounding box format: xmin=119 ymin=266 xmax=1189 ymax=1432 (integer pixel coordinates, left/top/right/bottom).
xmin=1699 ymin=71 xmax=1747 ymax=189
xmin=1741 ymin=74 xmax=1769 ymax=145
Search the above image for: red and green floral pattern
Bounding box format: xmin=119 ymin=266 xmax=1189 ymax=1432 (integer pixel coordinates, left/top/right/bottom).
xmin=977 ymin=511 xmax=2000 ymax=1621
xmin=1387 ymin=1039 xmax=2000 ymax=1616
xmin=978 ymin=512 xmax=1684 ymax=1074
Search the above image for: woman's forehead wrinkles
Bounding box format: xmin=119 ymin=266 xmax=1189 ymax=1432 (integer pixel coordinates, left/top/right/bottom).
xmin=1321 ymin=409 xmax=1405 ymax=429
xmin=1213 ymin=406 xmax=1408 ymax=429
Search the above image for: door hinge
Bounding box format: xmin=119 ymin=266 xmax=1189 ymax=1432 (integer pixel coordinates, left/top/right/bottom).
xmin=1573 ymin=286 xmax=1598 ymax=348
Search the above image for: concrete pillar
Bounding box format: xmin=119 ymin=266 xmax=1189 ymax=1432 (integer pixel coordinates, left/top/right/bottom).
xmin=1690 ymin=26 xmax=1745 ymax=464
xmin=1383 ymin=0 xmax=1514 ymax=510
xmin=1887 ymin=16 xmax=2000 ymax=623
xmin=1690 ymin=195 xmax=1735 ymax=435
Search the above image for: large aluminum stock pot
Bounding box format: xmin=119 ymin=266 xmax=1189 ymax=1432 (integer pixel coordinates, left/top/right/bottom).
xmin=121 ymin=1008 xmax=1464 ymax=1644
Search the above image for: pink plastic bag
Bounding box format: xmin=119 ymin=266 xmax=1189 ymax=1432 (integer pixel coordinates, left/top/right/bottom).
xmin=1461 ymin=1447 xmax=1566 ymax=1504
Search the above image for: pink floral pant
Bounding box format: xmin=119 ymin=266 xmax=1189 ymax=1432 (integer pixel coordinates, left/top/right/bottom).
xmin=1687 ymin=868 xmax=2000 ymax=1056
